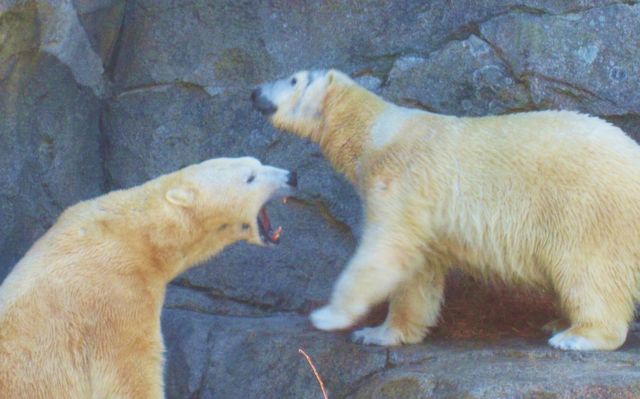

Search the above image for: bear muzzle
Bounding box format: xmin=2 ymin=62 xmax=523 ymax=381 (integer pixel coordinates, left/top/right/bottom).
xmin=287 ymin=171 xmax=298 ymax=188
xmin=251 ymin=87 xmax=278 ymax=116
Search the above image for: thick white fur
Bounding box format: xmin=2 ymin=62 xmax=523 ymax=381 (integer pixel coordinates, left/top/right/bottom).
xmin=258 ymin=69 xmax=640 ymax=351
xmin=0 ymin=157 xmax=292 ymax=398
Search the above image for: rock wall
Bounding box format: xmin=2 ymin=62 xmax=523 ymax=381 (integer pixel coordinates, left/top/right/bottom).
xmin=1 ymin=1 xmax=640 ymax=397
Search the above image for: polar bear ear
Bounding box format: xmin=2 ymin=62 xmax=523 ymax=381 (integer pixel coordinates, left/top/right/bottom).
xmin=165 ymin=187 xmax=195 ymax=207
xmin=326 ymin=70 xmax=336 ymax=84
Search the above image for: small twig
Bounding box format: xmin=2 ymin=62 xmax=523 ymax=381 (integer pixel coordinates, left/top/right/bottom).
xmin=298 ymin=348 xmax=328 ymax=399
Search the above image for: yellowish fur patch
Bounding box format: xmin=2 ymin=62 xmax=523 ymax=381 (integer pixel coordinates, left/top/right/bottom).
xmin=0 ymin=157 xmax=293 ymax=397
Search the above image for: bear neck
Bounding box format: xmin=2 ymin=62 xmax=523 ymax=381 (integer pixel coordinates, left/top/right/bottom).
xmin=97 ymin=183 xmax=227 ymax=283
xmin=314 ymin=83 xmax=387 ymax=185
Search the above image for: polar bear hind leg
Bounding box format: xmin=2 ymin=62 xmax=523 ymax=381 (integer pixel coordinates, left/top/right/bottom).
xmin=548 ymin=255 xmax=635 ymax=351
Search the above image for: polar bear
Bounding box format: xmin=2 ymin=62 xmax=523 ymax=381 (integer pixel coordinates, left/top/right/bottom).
xmin=252 ymin=69 xmax=640 ymax=351
xmin=0 ymin=157 xmax=297 ymax=398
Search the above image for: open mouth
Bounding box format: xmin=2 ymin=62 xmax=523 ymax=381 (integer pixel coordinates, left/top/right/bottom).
xmin=257 ymin=198 xmax=289 ymax=245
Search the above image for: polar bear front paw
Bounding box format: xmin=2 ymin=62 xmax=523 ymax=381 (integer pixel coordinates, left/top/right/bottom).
xmin=548 ymin=331 xmax=596 ymax=351
xmin=310 ymin=305 xmax=354 ymax=331
xmin=351 ymin=325 xmax=403 ymax=346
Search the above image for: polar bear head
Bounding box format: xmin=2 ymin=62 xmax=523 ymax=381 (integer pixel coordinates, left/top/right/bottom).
xmin=163 ymin=156 xmax=297 ymax=247
xmin=251 ymin=69 xmax=354 ymax=138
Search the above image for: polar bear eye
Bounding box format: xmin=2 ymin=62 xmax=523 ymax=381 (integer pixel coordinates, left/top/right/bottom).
xmin=246 ymin=174 xmax=256 ymax=183
xmin=290 ymin=77 xmax=297 ymax=86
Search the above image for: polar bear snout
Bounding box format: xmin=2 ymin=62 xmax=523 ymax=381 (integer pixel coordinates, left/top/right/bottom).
xmin=269 ymin=169 xmax=297 ymax=201
xmin=287 ymin=171 xmax=298 ymax=187
xmin=264 ymin=167 xmax=297 ymax=194
xmin=251 ymin=86 xmax=277 ymax=115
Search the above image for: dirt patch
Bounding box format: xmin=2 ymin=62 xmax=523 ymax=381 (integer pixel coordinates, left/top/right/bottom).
xmin=355 ymin=271 xmax=558 ymax=340
xmin=434 ymin=272 xmax=557 ymax=340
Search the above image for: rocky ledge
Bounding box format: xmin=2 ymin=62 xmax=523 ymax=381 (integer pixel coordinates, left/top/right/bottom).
xmin=163 ymin=307 xmax=640 ymax=398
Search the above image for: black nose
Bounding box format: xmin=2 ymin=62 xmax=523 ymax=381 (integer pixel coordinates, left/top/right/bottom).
xmin=287 ymin=171 xmax=298 ymax=187
xmin=251 ymin=87 xmax=261 ymax=102
xmin=251 ymin=86 xmax=277 ymax=115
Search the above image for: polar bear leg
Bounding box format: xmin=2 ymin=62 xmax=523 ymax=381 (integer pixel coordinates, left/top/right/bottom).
xmin=549 ymin=323 xmax=629 ymax=351
xmin=548 ymin=257 xmax=633 ymax=351
xmin=351 ymin=266 xmax=445 ymax=346
xmin=310 ymin=227 xmax=423 ymax=331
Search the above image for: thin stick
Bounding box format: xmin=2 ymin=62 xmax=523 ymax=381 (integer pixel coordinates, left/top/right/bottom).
xmin=298 ymin=348 xmax=328 ymax=399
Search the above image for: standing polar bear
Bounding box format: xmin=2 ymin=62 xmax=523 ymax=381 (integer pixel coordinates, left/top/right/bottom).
xmin=0 ymin=157 xmax=296 ymax=398
xmin=252 ymin=69 xmax=640 ymax=351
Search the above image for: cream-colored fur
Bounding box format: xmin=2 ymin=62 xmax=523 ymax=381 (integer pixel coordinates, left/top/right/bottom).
xmin=0 ymin=157 xmax=294 ymax=398
xmin=253 ymin=69 xmax=640 ymax=351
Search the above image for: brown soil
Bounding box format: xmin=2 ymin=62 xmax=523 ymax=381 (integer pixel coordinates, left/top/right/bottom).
xmin=433 ymin=273 xmax=557 ymax=340
xmin=356 ymin=271 xmax=558 ymax=340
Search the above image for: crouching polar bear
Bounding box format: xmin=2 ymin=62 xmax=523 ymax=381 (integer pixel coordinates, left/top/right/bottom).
xmin=0 ymin=157 xmax=296 ymax=398
xmin=252 ymin=69 xmax=640 ymax=351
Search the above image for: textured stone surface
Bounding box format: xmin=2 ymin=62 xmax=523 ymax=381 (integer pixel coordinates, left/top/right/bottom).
xmin=2 ymin=1 xmax=640 ymax=397
xmin=480 ymin=3 xmax=640 ymax=116
xmin=383 ymin=35 xmax=532 ymax=116
xmin=0 ymin=2 xmax=105 ymax=280
xmin=352 ymin=335 xmax=640 ymax=398
xmin=162 ymin=309 xmax=388 ymax=399
xmin=73 ymin=0 xmax=126 ymax=71
xmin=161 ymin=309 xmax=640 ymax=399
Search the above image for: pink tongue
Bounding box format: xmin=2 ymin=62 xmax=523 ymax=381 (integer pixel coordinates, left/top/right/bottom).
xmin=260 ymin=208 xmax=271 ymax=231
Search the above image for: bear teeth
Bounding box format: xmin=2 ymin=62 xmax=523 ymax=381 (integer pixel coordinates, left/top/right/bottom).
xmin=271 ymin=226 xmax=283 ymax=242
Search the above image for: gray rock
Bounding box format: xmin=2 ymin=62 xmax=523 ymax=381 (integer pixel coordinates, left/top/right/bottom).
xmin=112 ymin=1 xmax=274 ymax=92
xmin=352 ymin=336 xmax=640 ymax=398
xmin=480 ymin=3 xmax=640 ymax=115
xmin=0 ymin=2 xmax=103 ymax=280
xmin=37 ymin=0 xmax=108 ymax=97
xmin=113 ymin=1 xmax=619 ymax=92
xmin=164 ymin=284 xmax=275 ymax=317
xmin=384 ymin=35 xmax=532 ymax=116
xmin=73 ymin=0 xmax=126 ymax=71
xmin=161 ymin=309 xmax=640 ymax=399
xmin=103 ymin=84 xmax=222 ymax=187
xmin=606 ymin=114 xmax=640 ymax=144
xmin=354 ymin=74 xmax=383 ymax=94
xmin=162 ymin=309 xmax=388 ymax=399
